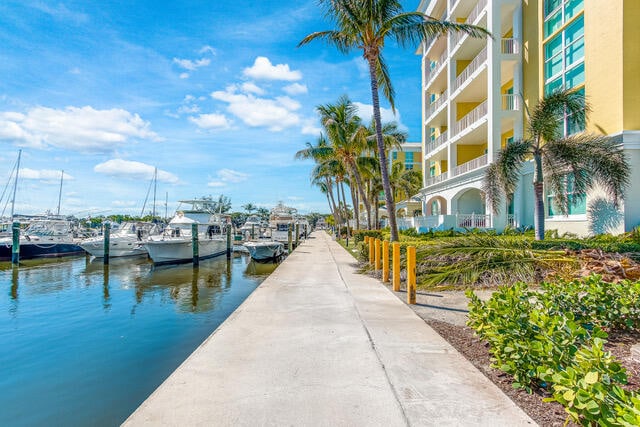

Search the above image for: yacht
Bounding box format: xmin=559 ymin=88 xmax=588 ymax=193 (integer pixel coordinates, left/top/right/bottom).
xmin=144 ymin=213 xmax=227 ymax=265
xmin=269 ymin=202 xmax=298 ymax=243
xmin=79 ymin=222 xmax=160 ymax=258
xmin=243 ymin=240 xmax=285 ymax=262
xmin=238 ymin=215 xmax=263 ymax=240
xmin=0 ymin=218 xmax=86 ymax=261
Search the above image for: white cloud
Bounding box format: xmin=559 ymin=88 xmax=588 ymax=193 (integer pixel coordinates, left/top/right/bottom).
xmin=282 ymin=83 xmax=308 ymax=95
xmin=94 ymin=159 xmax=178 ymax=183
xmin=179 ymin=72 xmax=189 ymax=79
xmin=240 ymin=82 xmax=265 ymax=95
xmin=207 ymin=168 xmax=249 ymax=188
xmin=112 ymin=200 xmax=137 ymax=207
xmin=69 ymin=67 xmax=81 ymax=75
xmin=199 ymin=45 xmax=217 ymax=55
xmin=301 ymin=119 xmax=322 ymax=136
xmin=189 ymin=113 xmax=231 ymax=130
xmin=20 ymin=168 xmax=74 ymax=182
xmin=0 ymin=106 xmax=160 ymax=152
xmin=353 ymin=102 xmax=408 ymax=131
xmin=243 ymin=56 xmax=302 ymax=81
xmin=173 ymin=57 xmax=211 ymax=71
xmin=211 ymin=86 xmax=300 ymax=131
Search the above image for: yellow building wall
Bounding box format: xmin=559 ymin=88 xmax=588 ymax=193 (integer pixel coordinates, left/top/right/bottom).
xmin=584 ymin=0 xmax=623 ymax=135
xmin=456 ymin=60 xmax=471 ymax=76
xmin=441 ymin=160 xmax=448 ymax=173
xmin=502 ymin=130 xmax=514 ymax=149
xmin=501 ymin=79 xmax=514 ymax=94
xmin=456 ymin=102 xmax=481 ymax=120
xmin=623 ymin=0 xmax=640 ymax=130
xmin=457 ymin=144 xmax=487 ymax=165
xmin=522 ymin=0 xmax=541 ymax=119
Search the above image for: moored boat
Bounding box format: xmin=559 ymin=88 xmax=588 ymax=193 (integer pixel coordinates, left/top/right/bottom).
xmin=80 ymin=221 xmax=160 ymax=258
xmin=243 ymin=240 xmax=285 ymax=262
xmin=0 ymin=218 xmax=85 ymax=261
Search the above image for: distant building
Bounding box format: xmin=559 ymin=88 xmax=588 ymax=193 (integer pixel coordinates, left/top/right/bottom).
xmin=413 ymin=0 xmax=640 ymax=235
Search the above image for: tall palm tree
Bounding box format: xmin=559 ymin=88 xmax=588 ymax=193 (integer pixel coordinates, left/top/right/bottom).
xmin=483 ymin=89 xmax=630 ymax=240
xmin=317 ymin=96 xmax=372 ymax=229
xmin=242 ymin=202 xmax=257 ymax=214
xmin=299 ymin=0 xmax=489 ymax=241
xmin=389 ymin=160 xmax=422 ymax=202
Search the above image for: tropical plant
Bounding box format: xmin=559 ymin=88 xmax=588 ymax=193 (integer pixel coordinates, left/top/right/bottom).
xmin=389 ymin=160 xmax=422 ymax=202
xmin=483 ymin=89 xmax=631 ymax=240
xmin=242 ymin=203 xmax=257 ymax=214
xmin=299 ymin=0 xmax=489 ymax=241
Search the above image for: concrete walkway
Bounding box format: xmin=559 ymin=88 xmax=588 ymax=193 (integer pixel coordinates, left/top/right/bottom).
xmin=125 ymin=232 xmax=535 ymax=426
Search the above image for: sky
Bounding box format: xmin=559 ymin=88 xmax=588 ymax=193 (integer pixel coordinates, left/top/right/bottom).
xmin=0 ymin=0 xmax=422 ymax=218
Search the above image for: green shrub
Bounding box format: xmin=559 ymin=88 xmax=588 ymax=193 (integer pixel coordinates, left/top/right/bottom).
xmin=352 ymin=229 xmax=383 ymax=243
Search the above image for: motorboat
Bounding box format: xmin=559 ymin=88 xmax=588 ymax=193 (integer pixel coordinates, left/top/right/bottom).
xmin=243 ymin=240 xmax=285 ymax=262
xmin=0 ymin=218 xmax=86 ymax=261
xmin=269 ymin=202 xmax=298 ymax=243
xmin=144 ymin=213 xmax=227 ymax=265
xmin=79 ymin=221 xmax=160 ymax=258
xmin=238 ymin=215 xmax=263 ymax=240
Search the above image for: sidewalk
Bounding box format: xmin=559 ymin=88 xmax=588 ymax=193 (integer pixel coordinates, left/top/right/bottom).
xmin=124 ymin=232 xmax=535 ymax=426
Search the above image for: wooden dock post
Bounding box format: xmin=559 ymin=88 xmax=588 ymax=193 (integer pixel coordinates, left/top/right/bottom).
xmin=251 ymin=224 xmax=255 ymax=240
xmin=226 ymin=222 xmax=232 ymax=259
xmin=374 ymin=238 xmax=381 ymax=271
xmin=369 ymin=237 xmax=374 ymax=266
xmin=407 ymin=246 xmax=416 ymax=304
xmin=288 ymin=223 xmax=293 ymax=253
xmin=103 ymin=222 xmax=110 ymax=265
xmin=192 ymin=223 xmax=200 ymax=266
xmin=392 ymin=242 xmax=400 ymax=291
xmin=11 ymin=221 xmax=20 ymax=265
xmin=295 ymin=223 xmax=299 ymax=248
xmin=304 ymin=224 xmax=308 ymax=238
xmin=382 ymin=240 xmax=389 ymax=282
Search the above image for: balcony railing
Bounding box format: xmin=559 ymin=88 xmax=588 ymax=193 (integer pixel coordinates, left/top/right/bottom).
xmin=502 ymin=94 xmax=520 ymax=111
xmin=452 ymin=154 xmax=488 ymax=176
xmin=425 ymin=132 xmax=448 ymax=154
xmin=424 ymin=49 xmax=448 ymax=86
xmin=426 ymin=92 xmax=448 ymax=119
xmin=425 ymin=172 xmax=449 ymax=187
xmin=507 ymin=214 xmax=516 ymax=227
xmin=452 ymin=100 xmax=488 ymax=136
xmin=450 ymin=0 xmax=488 ymax=47
xmin=456 ymin=213 xmax=491 ymax=229
xmin=501 ymin=38 xmax=519 ymax=55
xmin=452 ymin=46 xmax=487 ymax=92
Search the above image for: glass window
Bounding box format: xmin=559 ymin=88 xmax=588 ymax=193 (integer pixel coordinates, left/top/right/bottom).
xmin=392 ymin=152 xmax=397 ymax=161
xmin=545 ymin=0 xmax=562 ymax=17
xmin=547 ymin=173 xmax=586 ymax=216
xmin=544 ymin=77 xmax=563 ymax=95
xmin=565 ymin=0 xmax=584 ymax=20
xmin=431 ymin=200 xmax=441 ymax=215
xmin=544 ymin=10 xmax=563 ymax=37
xmin=565 ymin=63 xmax=585 ymax=89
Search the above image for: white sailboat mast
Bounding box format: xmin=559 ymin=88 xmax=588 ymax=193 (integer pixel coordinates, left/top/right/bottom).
xmin=10 ymin=149 xmax=22 ymax=220
xmin=56 ymin=170 xmax=64 ymax=216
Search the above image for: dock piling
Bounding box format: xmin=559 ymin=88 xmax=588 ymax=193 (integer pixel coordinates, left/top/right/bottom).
xmin=251 ymin=224 xmax=255 ymax=240
xmin=11 ymin=221 xmax=19 ymax=265
xmin=103 ymin=222 xmax=110 ymax=265
xmin=192 ymin=223 xmax=199 ymax=266
xmin=382 ymin=240 xmax=389 ymax=282
xmin=226 ymin=223 xmax=231 ymax=259
xmin=392 ymin=242 xmax=400 ymax=292
xmin=288 ymin=223 xmax=293 ymax=253
xmin=407 ymin=246 xmax=416 ymax=304
xmin=295 ymin=223 xmax=299 ymax=248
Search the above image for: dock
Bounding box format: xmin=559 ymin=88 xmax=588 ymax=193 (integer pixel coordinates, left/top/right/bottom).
xmin=124 ymin=231 xmax=535 ymax=426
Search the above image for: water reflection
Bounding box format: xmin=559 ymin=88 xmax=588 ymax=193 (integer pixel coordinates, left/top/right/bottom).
xmin=244 ymin=259 xmax=280 ymax=276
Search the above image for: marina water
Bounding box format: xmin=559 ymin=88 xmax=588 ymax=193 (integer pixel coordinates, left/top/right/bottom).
xmin=0 ymin=254 xmax=276 ymax=426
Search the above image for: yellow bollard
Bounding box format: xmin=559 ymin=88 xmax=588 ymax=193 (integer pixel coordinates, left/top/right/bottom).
xmin=392 ymin=242 xmax=400 ymax=291
xmin=374 ymin=238 xmax=381 ymax=271
xmin=369 ymin=236 xmax=375 ymax=266
xmin=407 ymin=246 xmax=416 ymax=304
xmin=382 ymin=240 xmax=389 ymax=282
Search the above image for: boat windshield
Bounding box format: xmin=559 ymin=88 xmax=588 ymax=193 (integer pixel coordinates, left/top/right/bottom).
xmin=26 ymin=220 xmax=71 ymax=236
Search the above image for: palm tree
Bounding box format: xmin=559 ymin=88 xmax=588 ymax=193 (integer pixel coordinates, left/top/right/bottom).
xmin=242 ymin=203 xmax=257 ymax=214
xmin=299 ymin=0 xmax=489 ymax=241
xmin=389 ymin=160 xmax=422 ymax=202
xmin=483 ymin=89 xmax=630 ymax=240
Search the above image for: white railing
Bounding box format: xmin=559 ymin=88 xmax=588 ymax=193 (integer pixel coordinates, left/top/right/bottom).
xmin=502 ymin=94 xmax=520 ymax=111
xmin=452 ymin=154 xmax=488 ymax=176
xmin=424 ymin=172 xmax=449 ymax=187
xmin=456 ymin=213 xmax=491 ymax=229
xmin=452 ymin=46 xmax=487 ymax=92
xmin=452 ymin=100 xmax=488 ymax=136
xmin=450 ymin=0 xmax=488 ymax=46
xmin=425 ymin=132 xmax=448 ymax=154
xmin=426 ymin=92 xmax=448 ymax=119
xmin=507 ymin=214 xmax=516 ymax=227
xmin=425 ymin=49 xmax=448 ymax=86
xmin=501 ymin=38 xmax=519 ymax=55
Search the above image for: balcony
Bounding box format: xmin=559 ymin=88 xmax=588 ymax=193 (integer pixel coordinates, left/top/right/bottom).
xmin=425 ymin=132 xmax=448 ymax=155
xmin=450 ymin=0 xmax=488 ymax=48
xmin=456 ymin=213 xmax=491 ymax=228
xmin=424 ymin=49 xmax=448 ymax=87
xmin=452 ymin=154 xmax=488 ymax=177
xmin=502 ymin=94 xmax=520 ymax=111
xmin=451 ymin=46 xmax=487 ymax=93
xmin=424 ymin=172 xmax=449 ymax=188
xmin=501 ymin=38 xmax=520 ymax=55
xmin=452 ymin=100 xmax=488 ymax=136
xmin=425 ymin=92 xmax=448 ymax=120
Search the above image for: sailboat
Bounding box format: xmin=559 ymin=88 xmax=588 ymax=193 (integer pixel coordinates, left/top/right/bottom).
xmin=0 ymin=154 xmax=85 ymax=260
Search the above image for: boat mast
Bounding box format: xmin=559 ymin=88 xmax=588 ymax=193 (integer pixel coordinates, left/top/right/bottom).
xmin=10 ymin=149 xmax=21 ymax=220
xmin=56 ymin=170 xmax=64 ymax=216
xmin=152 ymin=167 xmax=157 ymax=218
xmin=165 ymin=191 xmax=168 ymax=220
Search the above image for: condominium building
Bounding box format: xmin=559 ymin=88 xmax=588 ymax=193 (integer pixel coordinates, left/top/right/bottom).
xmin=388 ymin=142 xmax=424 ymax=218
xmin=416 ymin=0 xmax=640 ymax=235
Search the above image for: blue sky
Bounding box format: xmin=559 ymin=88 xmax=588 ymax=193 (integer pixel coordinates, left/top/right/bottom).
xmin=0 ymin=0 xmax=422 ymax=217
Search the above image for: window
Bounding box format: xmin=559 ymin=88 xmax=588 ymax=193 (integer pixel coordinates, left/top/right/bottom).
xmin=544 ymin=16 xmax=584 ymax=95
xmin=544 ymin=0 xmax=583 ymax=37
xmin=547 ymin=173 xmax=586 ymax=216
xmin=392 ymin=151 xmax=398 ymax=161
xmin=405 ymin=152 xmax=414 ymax=170
xmin=431 ymin=200 xmax=441 ymax=215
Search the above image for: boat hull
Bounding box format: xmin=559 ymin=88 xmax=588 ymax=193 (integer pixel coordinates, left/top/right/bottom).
xmin=0 ymin=241 xmax=84 ymax=261
xmin=144 ymin=238 xmax=227 ymax=265
xmin=244 ymin=241 xmax=284 ymax=262
xmin=80 ymin=238 xmax=147 ymax=258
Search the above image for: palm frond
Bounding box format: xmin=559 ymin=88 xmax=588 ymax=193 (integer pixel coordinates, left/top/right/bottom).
xmin=483 ymin=139 xmax=532 ymax=212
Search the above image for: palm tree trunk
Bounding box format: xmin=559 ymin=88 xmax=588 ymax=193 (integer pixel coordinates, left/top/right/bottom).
xmin=325 ymin=178 xmax=341 ymax=225
xmin=340 ymin=181 xmax=350 ymax=237
xmin=367 ymin=58 xmax=398 ymax=241
xmin=533 ymin=153 xmax=545 ymax=240
xmin=349 ymin=182 xmax=360 ymax=230
xmin=347 ymin=161 xmax=372 ymax=230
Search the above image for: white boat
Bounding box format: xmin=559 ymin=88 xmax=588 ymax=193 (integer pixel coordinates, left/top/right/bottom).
xmin=144 ymin=213 xmax=227 ymax=265
xmin=269 ymin=202 xmax=298 ymax=243
xmin=0 ymin=218 xmax=86 ymax=261
xmin=238 ymin=215 xmax=263 ymax=240
xmin=243 ymin=240 xmax=284 ymax=262
xmin=79 ymin=222 xmax=160 ymax=258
